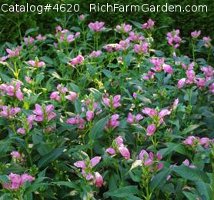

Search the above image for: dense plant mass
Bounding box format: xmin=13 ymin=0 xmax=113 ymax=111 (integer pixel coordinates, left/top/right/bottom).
xmin=0 ymin=15 xmax=214 ymax=200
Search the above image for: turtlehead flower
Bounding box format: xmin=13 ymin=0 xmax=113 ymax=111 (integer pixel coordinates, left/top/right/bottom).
xmin=115 ymin=23 xmax=132 ymax=33
xmin=88 ymin=21 xmax=105 ymax=32
xmin=33 ymin=104 xmax=56 ymax=122
xmin=134 ymin=42 xmax=149 ymax=54
xmin=3 ymin=173 xmax=34 ymax=190
xmin=166 ymin=29 xmax=182 ymax=48
xmin=27 ymin=60 xmax=45 ymax=68
xmin=191 ymin=30 xmax=201 ymax=38
xmin=146 ymin=124 xmax=156 ymax=136
xmin=68 ymin=55 xmax=84 ymax=67
xmin=90 ymin=50 xmax=102 ymax=58
xmin=0 ymin=106 xmax=20 ymax=118
xmin=142 ymin=19 xmax=155 ymax=29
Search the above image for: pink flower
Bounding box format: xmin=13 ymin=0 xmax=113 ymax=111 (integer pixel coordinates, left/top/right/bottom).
xmin=142 ymin=19 xmax=155 ymax=29
xmin=17 ymin=128 xmax=26 ymax=135
xmin=11 ymin=151 xmax=21 ymax=159
xmin=159 ymin=109 xmax=171 ymax=118
xmin=106 ymin=114 xmax=120 ymax=129
xmin=106 ymin=147 xmax=116 ymax=155
xmin=200 ymin=137 xmax=210 ymax=148
xmin=90 ymin=156 xmax=101 ymax=167
xmin=112 ymin=95 xmax=121 ymax=108
xmin=66 ymin=91 xmax=78 ymax=101
xmin=94 ymin=172 xmax=103 ymax=188
xmin=79 ymin=14 xmax=86 ymax=21
xmin=203 ymin=36 xmax=211 ymax=48
xmin=27 ymin=60 xmax=45 ymax=68
xmin=86 ymin=110 xmax=94 ymax=121
xmin=118 ymin=146 xmax=130 ymax=160
xmin=68 ymin=55 xmax=84 ymax=67
xmin=134 ymin=42 xmax=149 ymax=54
xmin=127 ymin=113 xmax=135 ymax=124
xmin=33 ymin=104 xmax=56 ymax=122
xmin=142 ymin=107 xmax=157 ymax=117
xmin=183 ymin=136 xmax=197 ymax=146
xmin=36 ymin=34 xmax=46 ymax=41
xmin=115 ymin=136 xmax=124 ymax=146
xmin=163 ymin=64 xmax=173 ymax=74
xmin=116 ymin=23 xmax=132 ymax=33
xmin=209 ymin=83 xmax=214 ymax=94
xmin=6 ymin=47 xmax=21 ymax=58
xmin=74 ymin=161 xmax=86 ymax=169
xmin=166 ymin=29 xmax=182 ymax=48
xmin=88 ymin=21 xmax=105 ymax=32
xmin=3 ymin=173 xmax=34 ymax=190
xmin=177 ymin=78 xmax=186 ymax=89
xmin=20 ymin=174 xmax=35 ymax=184
xmin=146 ymin=124 xmax=156 ymax=136
xmin=50 ymin=91 xmax=61 ymax=101
xmin=191 ymin=30 xmax=201 ymax=38
xmin=90 ymin=50 xmax=102 ymax=58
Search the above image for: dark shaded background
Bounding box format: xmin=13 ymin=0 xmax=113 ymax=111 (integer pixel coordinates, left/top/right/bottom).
xmin=0 ymin=0 xmax=214 ymax=44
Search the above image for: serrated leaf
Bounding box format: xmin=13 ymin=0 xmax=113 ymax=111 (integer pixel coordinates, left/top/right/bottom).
xmin=173 ymin=165 xmax=210 ymax=183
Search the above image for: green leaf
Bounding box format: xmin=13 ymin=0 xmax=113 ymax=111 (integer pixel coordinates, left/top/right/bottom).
xmin=173 ymin=165 xmax=210 ymax=183
xmin=181 ymin=124 xmax=201 ymax=135
xmin=159 ymin=143 xmax=190 ymax=157
xmin=90 ymin=116 xmax=109 ymax=140
xmin=53 ymin=181 xmax=78 ymax=189
xmin=150 ymin=168 xmax=171 ymax=189
xmin=40 ymin=56 xmax=53 ymax=65
xmin=38 ymin=148 xmax=64 ymax=168
xmin=104 ymin=186 xmax=139 ymax=198
xmin=0 ymin=175 xmax=9 ymax=183
xmin=25 ymin=27 xmax=39 ymax=36
xmin=195 ymin=181 xmax=212 ymax=200
xmin=183 ymin=191 xmax=199 ymax=200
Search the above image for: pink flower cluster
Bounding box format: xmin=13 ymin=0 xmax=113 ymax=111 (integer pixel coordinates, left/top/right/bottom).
xmin=128 ymin=31 xmax=144 ymax=42
xmin=138 ymin=149 xmax=163 ymax=170
xmin=27 ymin=60 xmax=45 ymax=68
xmin=68 ymin=55 xmax=84 ymax=67
xmin=55 ymin=26 xmax=80 ymax=43
xmin=142 ymin=19 xmax=155 ymax=29
xmin=106 ymin=136 xmax=130 ymax=160
xmin=1 ymin=47 xmax=21 ymax=60
xmin=66 ymin=115 xmax=85 ymax=129
xmin=74 ymin=156 xmax=103 ymax=188
xmin=88 ymin=21 xmax=105 ymax=32
xmin=89 ymin=50 xmax=102 ymax=58
xmin=177 ymin=63 xmax=214 ymax=92
xmin=32 ymin=104 xmax=56 ymax=122
xmin=0 ymin=106 xmax=20 ymax=118
xmin=106 ymin=114 xmax=120 ymax=129
xmin=103 ymin=94 xmax=121 ymax=109
xmin=127 ymin=112 xmax=143 ymax=124
xmin=50 ymin=84 xmax=77 ymax=102
xmin=134 ymin=42 xmax=149 ymax=54
xmin=115 ymin=23 xmax=132 ymax=33
xmin=0 ymin=80 xmax=24 ymax=101
xmin=3 ymin=173 xmax=34 ymax=190
xmin=143 ymin=58 xmax=173 ymax=80
xmin=10 ymin=151 xmax=22 ymax=160
xmin=191 ymin=30 xmax=201 ymax=38
xmin=183 ymin=136 xmax=212 ymax=148
xmin=24 ymin=36 xmax=35 ymax=45
xmin=166 ymin=29 xmax=182 ymax=48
